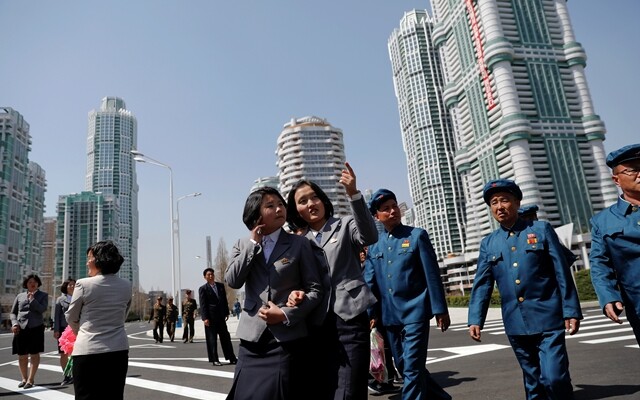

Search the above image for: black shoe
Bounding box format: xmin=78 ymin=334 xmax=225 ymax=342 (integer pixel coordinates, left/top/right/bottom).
xmin=229 ymin=359 xmax=237 ymax=365
xmin=18 ymin=381 xmax=26 ymax=388
xmin=368 ymin=381 xmax=399 ymax=395
xmin=189 ymin=339 xmax=194 ymax=343
xmin=212 ymin=361 xmax=223 ymax=366
xmin=183 ymin=339 xmax=188 ymax=343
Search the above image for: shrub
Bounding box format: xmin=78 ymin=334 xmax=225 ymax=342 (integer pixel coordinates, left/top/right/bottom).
xmin=446 ymin=291 xmax=501 ymax=307
xmin=575 ymin=269 xmax=598 ymax=301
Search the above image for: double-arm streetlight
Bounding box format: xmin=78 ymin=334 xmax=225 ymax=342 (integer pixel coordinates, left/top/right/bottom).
xmin=176 ymin=192 xmax=202 ymax=320
xmin=131 ymin=150 xmax=177 ymax=303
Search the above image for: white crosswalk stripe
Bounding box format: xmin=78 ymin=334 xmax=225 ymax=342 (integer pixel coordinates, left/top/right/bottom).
xmin=447 ymin=311 xmax=637 ymax=347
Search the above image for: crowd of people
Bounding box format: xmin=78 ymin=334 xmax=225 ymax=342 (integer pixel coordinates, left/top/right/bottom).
xmin=7 ymin=143 xmax=639 ymax=399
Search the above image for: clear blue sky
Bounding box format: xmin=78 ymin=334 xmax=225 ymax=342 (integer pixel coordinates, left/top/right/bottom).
xmin=1 ymin=1 xmax=637 ymax=294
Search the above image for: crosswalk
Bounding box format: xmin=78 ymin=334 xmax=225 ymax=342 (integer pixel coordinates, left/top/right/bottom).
xmin=0 ymin=308 xmax=636 ymax=398
xmin=449 ymin=307 xmax=639 ymax=349
xmin=0 ymin=355 xmax=232 ymax=399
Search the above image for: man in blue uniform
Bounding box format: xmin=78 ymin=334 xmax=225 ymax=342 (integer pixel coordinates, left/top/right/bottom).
xmin=518 ymin=204 xmax=577 ymax=266
xmin=468 ymin=179 xmax=583 ymax=400
xmin=518 ymin=204 xmax=539 ymax=222
xmin=364 ymin=189 xmax=451 ymax=400
xmin=589 ymin=143 xmax=640 ymax=345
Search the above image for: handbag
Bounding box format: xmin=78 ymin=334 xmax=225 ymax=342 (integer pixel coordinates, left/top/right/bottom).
xmin=369 ymin=327 xmax=388 ymax=383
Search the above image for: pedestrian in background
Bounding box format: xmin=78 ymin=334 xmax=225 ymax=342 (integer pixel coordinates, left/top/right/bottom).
xmin=286 ymin=162 xmax=378 ymax=400
xmin=233 ymin=299 xmax=241 ymax=320
xmin=10 ymin=273 xmax=48 ymax=389
xmin=182 ymin=289 xmax=197 ymax=343
xmin=225 ymin=186 xmax=322 ymax=399
xmin=65 ymin=240 xmax=132 ymax=400
xmin=149 ymin=296 xmax=166 ymax=343
xmin=165 ymin=297 xmax=179 ymax=342
xmin=53 ymin=278 xmax=76 ymax=385
xmin=468 ymin=179 xmax=582 ymax=399
xmin=364 ymin=189 xmax=451 ymax=400
xmin=590 ymin=143 xmax=640 ymax=345
xmin=199 ymin=267 xmax=237 ymax=366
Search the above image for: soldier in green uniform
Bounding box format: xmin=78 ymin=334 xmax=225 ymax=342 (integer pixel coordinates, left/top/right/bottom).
xmin=148 ymin=296 xmax=166 ymax=343
xmin=165 ymin=297 xmax=179 ymax=342
xmin=182 ymin=289 xmax=197 ymax=343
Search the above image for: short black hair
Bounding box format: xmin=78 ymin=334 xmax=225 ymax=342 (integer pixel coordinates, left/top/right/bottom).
xmin=22 ymin=274 xmax=42 ymax=289
xmin=203 ymin=267 xmax=215 ymax=277
xmin=286 ymin=180 xmax=334 ymax=229
xmin=60 ymin=279 xmax=76 ymax=295
xmin=242 ymin=186 xmax=287 ymax=230
xmin=87 ymin=240 xmax=124 ymax=275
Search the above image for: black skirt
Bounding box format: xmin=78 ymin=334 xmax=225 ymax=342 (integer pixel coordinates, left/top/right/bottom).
xmin=227 ymin=330 xmax=305 ymax=400
xmin=12 ymin=324 xmax=45 ymax=355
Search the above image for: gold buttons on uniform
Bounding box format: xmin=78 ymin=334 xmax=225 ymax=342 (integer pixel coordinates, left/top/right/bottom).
xmin=515 ymin=279 xmax=521 ymax=285
xmin=513 ymin=262 xmax=518 ymax=267
xmin=388 ymin=246 xmax=392 ymax=251
xmin=510 ymin=232 xmax=515 ymax=236
xmin=518 ymin=297 xmax=524 ymax=302
xmin=511 ymin=246 xmax=516 ymax=251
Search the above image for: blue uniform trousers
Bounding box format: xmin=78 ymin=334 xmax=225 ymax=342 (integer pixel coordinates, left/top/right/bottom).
xmin=386 ymin=321 xmax=451 ymax=400
xmin=507 ymin=329 xmax=573 ymax=400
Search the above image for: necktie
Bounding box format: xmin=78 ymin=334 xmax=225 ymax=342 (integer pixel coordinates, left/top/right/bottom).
xmin=263 ymin=236 xmax=273 ymax=261
xmin=211 ymin=284 xmax=218 ymax=297
xmin=316 ymin=231 xmax=322 ymax=244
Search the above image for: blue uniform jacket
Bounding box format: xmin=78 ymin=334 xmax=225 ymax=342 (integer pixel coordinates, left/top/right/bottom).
xmin=468 ymin=219 xmax=583 ymax=335
xmin=590 ymin=196 xmax=640 ymax=319
xmin=364 ymin=224 xmax=448 ymax=326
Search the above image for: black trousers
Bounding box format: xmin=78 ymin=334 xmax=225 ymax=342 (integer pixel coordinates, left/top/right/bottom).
xmin=182 ymin=318 xmax=195 ymax=340
xmin=73 ymin=350 xmax=128 ymax=400
xmin=306 ymin=311 xmax=370 ymax=400
xmin=203 ymin=320 xmax=236 ymax=363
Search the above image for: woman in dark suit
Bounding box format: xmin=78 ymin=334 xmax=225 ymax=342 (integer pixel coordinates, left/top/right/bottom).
xmin=65 ymin=240 xmax=132 ymax=400
xmin=10 ymin=274 xmax=48 ymax=389
xmin=53 ymin=278 xmax=76 ymax=385
xmin=286 ymin=162 xmax=379 ymax=400
xmin=225 ymin=186 xmax=323 ymax=400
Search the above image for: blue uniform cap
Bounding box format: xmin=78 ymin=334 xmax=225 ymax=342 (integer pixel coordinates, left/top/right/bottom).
xmin=482 ymin=179 xmax=523 ymax=205
xmin=518 ymin=204 xmax=539 ymax=216
xmin=606 ymin=143 xmax=640 ymax=168
xmin=368 ymin=188 xmax=397 ymax=215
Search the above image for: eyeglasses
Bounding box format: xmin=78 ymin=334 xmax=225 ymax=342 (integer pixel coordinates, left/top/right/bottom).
xmin=617 ymin=167 xmax=640 ymax=177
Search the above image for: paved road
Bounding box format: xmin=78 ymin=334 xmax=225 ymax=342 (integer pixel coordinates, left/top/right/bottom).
xmin=0 ymin=304 xmax=638 ymax=399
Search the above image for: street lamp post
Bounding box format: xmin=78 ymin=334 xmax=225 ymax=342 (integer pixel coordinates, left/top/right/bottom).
xmin=131 ymin=150 xmax=177 ymax=305
xmin=176 ymin=192 xmax=202 ymax=321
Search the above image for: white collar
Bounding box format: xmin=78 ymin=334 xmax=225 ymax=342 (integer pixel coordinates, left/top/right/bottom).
xmin=264 ymin=228 xmax=281 ymax=243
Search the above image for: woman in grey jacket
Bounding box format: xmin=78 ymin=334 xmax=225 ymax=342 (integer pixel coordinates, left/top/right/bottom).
xmin=65 ymin=240 xmax=132 ymax=400
xmin=286 ymin=162 xmax=378 ymax=400
xmin=10 ymin=274 xmax=48 ymax=389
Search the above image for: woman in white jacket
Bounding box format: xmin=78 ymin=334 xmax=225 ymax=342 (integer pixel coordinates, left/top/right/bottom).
xmin=65 ymin=240 xmax=132 ymax=400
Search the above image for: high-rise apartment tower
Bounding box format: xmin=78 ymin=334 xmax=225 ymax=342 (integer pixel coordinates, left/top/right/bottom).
xmin=428 ymin=0 xmax=618 ymax=290
xmin=276 ymin=116 xmax=350 ymax=216
xmin=389 ymin=10 xmax=466 ymax=260
xmin=85 ymin=97 xmax=139 ymax=287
